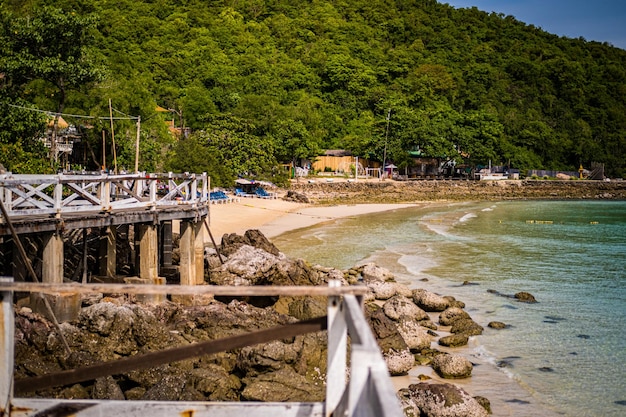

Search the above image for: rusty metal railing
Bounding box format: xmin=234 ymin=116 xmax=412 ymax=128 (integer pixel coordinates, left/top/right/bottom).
xmin=0 ymin=279 xmax=402 ymax=417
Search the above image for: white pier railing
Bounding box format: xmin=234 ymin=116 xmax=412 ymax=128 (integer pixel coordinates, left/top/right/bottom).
xmin=0 ymin=172 xmax=209 ymax=217
xmin=0 ymin=279 xmax=403 ymax=417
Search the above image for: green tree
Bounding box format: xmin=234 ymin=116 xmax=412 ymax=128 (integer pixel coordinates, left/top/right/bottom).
xmin=0 ymin=5 xmax=103 ymax=165
xmin=165 ymin=134 xmax=231 ymax=187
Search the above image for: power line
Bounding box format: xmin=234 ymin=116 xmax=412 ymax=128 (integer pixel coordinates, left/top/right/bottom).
xmin=4 ymin=102 xmax=139 ymax=120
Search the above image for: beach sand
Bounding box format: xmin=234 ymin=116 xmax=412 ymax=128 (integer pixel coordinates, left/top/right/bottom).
xmin=205 ymin=196 xmax=418 ymax=241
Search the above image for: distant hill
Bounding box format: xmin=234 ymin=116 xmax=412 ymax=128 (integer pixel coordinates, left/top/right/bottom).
xmin=2 ymin=0 xmax=625 ymax=179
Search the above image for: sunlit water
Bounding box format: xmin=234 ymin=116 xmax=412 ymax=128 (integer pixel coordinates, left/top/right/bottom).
xmin=273 ymin=201 xmax=626 ymax=417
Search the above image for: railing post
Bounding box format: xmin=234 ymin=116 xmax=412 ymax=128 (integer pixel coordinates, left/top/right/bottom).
xmin=54 ymin=180 xmax=63 ymax=217
xmin=2 ymin=183 xmax=11 ymax=213
xmin=190 ymin=173 xmax=197 ymax=205
xmin=149 ymin=176 xmax=157 ymax=209
xmin=326 ymin=280 xmax=347 ymax=417
xmin=201 ymin=172 xmax=209 ymax=203
xmin=1 ymin=277 xmax=14 ymax=413
xmin=100 ymin=176 xmax=111 ymax=212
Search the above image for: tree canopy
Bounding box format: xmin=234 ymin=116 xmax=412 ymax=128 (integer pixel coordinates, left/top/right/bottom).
xmin=1 ymin=0 xmax=625 ymax=181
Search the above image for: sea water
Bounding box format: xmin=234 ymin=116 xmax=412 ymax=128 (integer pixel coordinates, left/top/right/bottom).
xmin=272 ymin=200 xmax=626 ymax=417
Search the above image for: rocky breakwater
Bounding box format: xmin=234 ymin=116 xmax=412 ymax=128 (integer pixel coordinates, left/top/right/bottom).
xmin=290 ymin=179 xmax=626 ymax=204
xmin=14 ymin=229 xmax=492 ymax=416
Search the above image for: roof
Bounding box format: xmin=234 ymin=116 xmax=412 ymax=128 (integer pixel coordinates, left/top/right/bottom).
xmin=47 ymin=116 xmax=69 ymax=129
xmin=323 ymin=149 xmax=352 ymax=157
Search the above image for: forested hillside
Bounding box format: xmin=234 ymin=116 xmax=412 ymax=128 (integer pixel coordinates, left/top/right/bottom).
xmin=2 ymin=0 xmax=625 ymax=183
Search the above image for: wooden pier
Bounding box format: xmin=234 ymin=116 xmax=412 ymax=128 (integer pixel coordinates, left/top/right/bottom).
xmin=0 ymin=172 xmax=210 ymax=320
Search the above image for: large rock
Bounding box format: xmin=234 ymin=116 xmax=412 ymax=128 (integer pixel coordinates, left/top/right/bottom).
xmin=412 ymin=289 xmax=450 ymax=312
xmin=514 ymin=291 xmax=537 ymax=303
xmin=450 ymin=319 xmax=484 ymax=336
xmin=400 ymin=382 xmax=489 ymax=417
xmin=438 ymin=333 xmax=469 ymax=348
xmin=241 ymin=367 xmax=324 ymax=402
xmin=209 ymin=245 xmax=281 ymax=286
xmin=367 ymin=280 xmax=399 ymax=300
xmin=361 ymin=263 xmax=395 ymax=282
xmin=187 ymin=365 xmax=242 ymax=401
xmin=92 ymin=376 xmax=125 ymax=400
xmin=397 ymin=319 xmax=433 ymax=351
xmin=383 ymin=295 xmax=429 ymax=321
xmin=221 ymin=229 xmax=281 ymax=257
xmin=366 ymin=304 xmax=414 ymax=375
xmin=439 ymin=307 xmax=471 ymax=326
xmin=384 ymin=348 xmax=415 ymax=376
xmin=365 ymin=304 xmax=409 ymax=354
xmin=431 ymin=354 xmax=473 ymax=379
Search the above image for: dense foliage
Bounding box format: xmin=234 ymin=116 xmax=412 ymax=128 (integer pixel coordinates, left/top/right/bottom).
xmin=1 ymin=0 xmax=625 ymax=182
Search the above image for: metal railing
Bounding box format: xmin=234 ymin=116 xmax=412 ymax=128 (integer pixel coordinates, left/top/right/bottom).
xmin=0 ymin=279 xmax=403 ymax=417
xmin=0 ymin=172 xmax=209 ymax=217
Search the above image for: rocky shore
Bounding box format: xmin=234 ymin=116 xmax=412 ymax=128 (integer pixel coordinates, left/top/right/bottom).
xmin=289 ymin=179 xmax=626 ymax=204
xmin=13 ymin=229 xmax=523 ymax=416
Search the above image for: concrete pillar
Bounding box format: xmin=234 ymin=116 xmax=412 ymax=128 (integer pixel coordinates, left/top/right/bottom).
xmin=132 ymin=223 xmax=165 ymax=304
xmin=99 ymin=226 xmax=117 ymax=277
xmin=194 ymin=221 xmax=205 ymax=285
xmin=34 ymin=232 xmax=81 ymax=322
xmin=179 ymin=220 xmax=196 ymax=286
xmin=136 ymin=224 xmax=158 ymax=281
xmin=173 ymin=220 xmax=212 ymax=306
xmin=42 ymin=232 xmax=63 ymax=283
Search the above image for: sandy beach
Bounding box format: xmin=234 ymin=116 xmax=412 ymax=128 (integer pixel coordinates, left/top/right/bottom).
xmin=206 ymin=196 xmax=418 ymax=241
xmin=203 ymin=179 xmax=626 ymax=242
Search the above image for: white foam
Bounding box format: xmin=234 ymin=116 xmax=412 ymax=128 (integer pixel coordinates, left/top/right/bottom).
xmin=459 ymin=212 xmax=477 ymax=222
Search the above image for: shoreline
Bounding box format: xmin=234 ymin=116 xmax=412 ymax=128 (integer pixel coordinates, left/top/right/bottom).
xmin=206 ymin=179 xmax=626 ymax=243
xmin=206 ymin=197 xmax=420 ymax=242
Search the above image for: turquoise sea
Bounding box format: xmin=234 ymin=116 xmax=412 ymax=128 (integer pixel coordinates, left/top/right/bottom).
xmin=272 ymin=200 xmax=626 ymax=417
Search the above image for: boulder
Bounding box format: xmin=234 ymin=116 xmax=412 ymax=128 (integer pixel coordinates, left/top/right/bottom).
xmin=366 ymin=304 xmax=409 ymax=354
xmin=488 ymin=321 xmax=507 ymax=329
xmin=431 ymin=354 xmax=473 ymax=379
xmin=412 ymin=289 xmax=450 ymax=312
xmin=287 ymin=296 xmax=327 ymax=321
xmin=92 ymin=376 xmax=125 ymax=400
xmin=209 ymin=245 xmax=280 ymax=286
xmin=438 ymin=333 xmax=469 ymax=348
xmin=450 ymin=319 xmax=484 ymax=336
xmin=221 ymin=229 xmax=281 ymax=257
xmin=439 ymin=307 xmax=471 ymax=326
xmin=283 ymin=190 xmax=310 ymax=203
xmin=361 ymin=263 xmax=395 ymax=282
xmin=514 ymin=291 xmax=537 ymax=303
xmin=397 ymin=319 xmax=434 ymax=351
xmin=443 ymin=296 xmax=466 ymax=309
xmin=367 ymin=280 xmax=399 ymax=300
xmin=188 ymin=364 xmax=242 ymax=401
xmin=384 ymin=348 xmax=415 ymax=376
xmin=241 ymin=367 xmax=324 ymax=402
xmin=141 ymin=374 xmax=186 ymax=401
xmin=237 ymin=339 xmax=299 ymax=375
xmin=401 ymin=382 xmax=489 ymax=417
xmin=383 ymin=295 xmax=429 ymax=321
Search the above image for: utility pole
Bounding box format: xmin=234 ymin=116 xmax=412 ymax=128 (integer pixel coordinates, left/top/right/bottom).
xmin=382 ymin=108 xmax=391 ymax=181
xmin=134 ymin=116 xmax=141 ymax=173
xmin=108 ymin=98 xmax=118 ymax=174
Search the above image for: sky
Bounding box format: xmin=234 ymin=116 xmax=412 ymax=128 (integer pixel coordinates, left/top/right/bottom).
xmin=440 ymin=1 xmax=626 ymax=50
